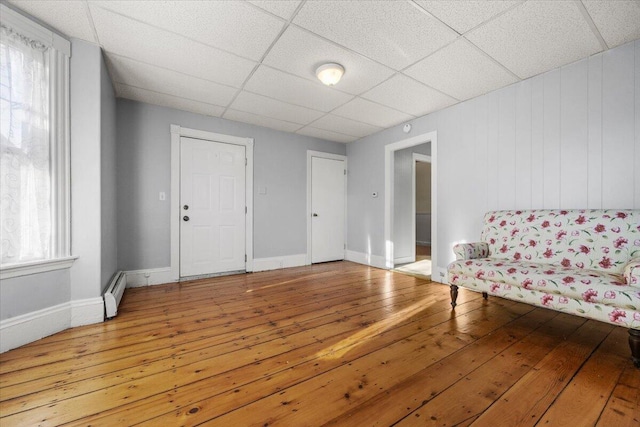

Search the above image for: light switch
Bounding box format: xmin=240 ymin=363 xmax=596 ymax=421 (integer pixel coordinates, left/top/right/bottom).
xmin=159 ymin=192 xmax=166 ymax=201
xmin=258 ymin=186 xmax=267 ymax=195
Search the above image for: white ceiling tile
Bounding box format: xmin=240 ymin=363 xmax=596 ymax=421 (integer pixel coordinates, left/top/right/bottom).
xmin=230 ymin=91 xmax=324 ymax=125
xmin=116 ymin=83 xmax=225 ymax=117
xmin=248 ymin=0 xmax=302 ymax=20
xmin=263 ymin=26 xmax=395 ymax=95
xmin=244 ymin=66 xmax=353 ymax=112
xmin=582 ymin=1 xmax=640 ymax=49
xmin=415 ymin=0 xmax=522 ymax=34
xmin=332 ymin=97 xmax=414 ymax=128
xmin=106 ymin=54 xmax=237 ymax=107
xmin=293 ymin=0 xmax=458 ymax=70
xmin=91 ymin=0 xmax=283 ymax=61
xmin=7 ymin=0 xmax=97 ymax=42
xmin=405 ymin=38 xmax=518 ymax=101
xmin=90 ymin=5 xmax=256 ymax=88
xmin=296 ymin=126 xmax=356 ymax=143
xmin=309 ymin=114 xmax=382 ymax=138
xmin=223 ymin=109 xmax=302 ymax=133
xmin=362 ymin=74 xmax=458 ymax=117
xmin=466 ymin=0 xmax=603 ymax=79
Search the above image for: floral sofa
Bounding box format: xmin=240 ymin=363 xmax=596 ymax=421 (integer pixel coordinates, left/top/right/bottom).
xmin=447 ymin=209 xmax=640 ymax=367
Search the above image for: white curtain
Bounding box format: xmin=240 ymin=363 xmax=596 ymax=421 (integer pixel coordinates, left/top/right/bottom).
xmin=0 ymin=24 xmax=51 ymax=264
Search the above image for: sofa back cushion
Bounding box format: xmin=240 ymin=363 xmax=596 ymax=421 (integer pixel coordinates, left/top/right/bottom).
xmin=480 ymin=209 xmax=640 ymax=274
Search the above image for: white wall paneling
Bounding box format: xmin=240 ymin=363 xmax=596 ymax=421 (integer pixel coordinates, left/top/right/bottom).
xmin=543 ymin=69 xmax=561 ymax=208
xmin=514 ymin=78 xmax=532 ymax=208
xmin=486 ymin=91 xmax=500 ymax=211
xmin=560 ymin=59 xmax=589 ymax=209
xmin=530 ymin=74 xmax=545 ymax=208
xmin=347 ymin=39 xmax=640 ymax=280
xmin=497 ymin=86 xmax=517 ymax=209
xmin=636 ymin=41 xmax=640 ymax=207
xmin=602 ymin=42 xmax=635 ymax=208
xmin=587 ymin=54 xmax=603 ymax=208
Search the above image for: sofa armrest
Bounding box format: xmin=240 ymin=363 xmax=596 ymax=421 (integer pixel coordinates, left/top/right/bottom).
xmin=624 ymin=258 xmax=640 ymax=287
xmin=453 ymin=242 xmax=489 ymax=260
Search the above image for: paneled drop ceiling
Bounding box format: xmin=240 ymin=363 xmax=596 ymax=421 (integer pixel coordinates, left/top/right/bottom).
xmin=7 ymin=0 xmax=640 ymax=143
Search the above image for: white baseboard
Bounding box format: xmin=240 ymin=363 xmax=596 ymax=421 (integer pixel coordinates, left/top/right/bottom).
xmin=345 ymin=250 xmax=387 ymax=269
xmin=70 ymin=297 xmax=104 ymax=326
xmin=432 ymin=266 xmax=448 ymax=284
xmin=253 ymin=254 xmax=307 ymax=272
xmin=125 ymin=267 xmax=175 ymax=288
xmin=0 ymin=297 xmax=103 ymax=353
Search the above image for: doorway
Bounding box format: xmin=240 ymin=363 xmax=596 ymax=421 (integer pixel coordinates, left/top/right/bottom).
xmin=170 ymin=125 xmax=254 ymax=281
xmin=306 ymin=151 xmax=347 ymax=264
xmin=384 ymin=131 xmax=437 ymax=277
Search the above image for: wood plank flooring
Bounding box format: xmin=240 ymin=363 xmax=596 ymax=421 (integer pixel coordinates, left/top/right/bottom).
xmin=1 ymin=261 xmax=638 ymax=426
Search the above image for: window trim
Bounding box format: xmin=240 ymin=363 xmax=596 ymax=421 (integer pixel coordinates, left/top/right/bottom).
xmin=0 ymin=4 xmax=73 ymax=278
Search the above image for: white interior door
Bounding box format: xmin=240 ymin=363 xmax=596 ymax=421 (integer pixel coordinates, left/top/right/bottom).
xmin=180 ymin=137 xmax=245 ymax=277
xmin=311 ymin=156 xmax=345 ymax=263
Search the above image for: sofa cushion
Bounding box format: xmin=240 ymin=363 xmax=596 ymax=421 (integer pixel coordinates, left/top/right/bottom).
xmin=449 ymin=258 xmax=640 ymax=310
xmin=480 ymin=210 xmax=640 ymax=275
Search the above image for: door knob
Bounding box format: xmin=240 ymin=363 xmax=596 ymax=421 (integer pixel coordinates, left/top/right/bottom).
xmin=183 ymin=216 xmax=190 ymax=221
xmin=183 ymin=205 xmax=189 ymax=210
xmin=312 ymin=213 xmax=318 ymax=217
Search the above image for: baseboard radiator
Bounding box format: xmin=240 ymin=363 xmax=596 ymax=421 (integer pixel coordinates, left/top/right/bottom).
xmin=104 ymin=271 xmax=126 ymax=319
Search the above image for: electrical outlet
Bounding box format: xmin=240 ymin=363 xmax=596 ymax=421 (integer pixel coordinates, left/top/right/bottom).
xmin=159 ymin=192 xmax=166 ymax=201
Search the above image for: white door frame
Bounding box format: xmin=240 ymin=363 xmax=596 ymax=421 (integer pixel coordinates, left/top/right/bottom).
xmin=384 ymin=131 xmax=437 ymax=272
xmin=412 ymin=153 xmax=432 ymax=260
xmin=306 ymin=150 xmax=347 ymax=265
xmin=170 ymin=124 xmax=254 ymax=280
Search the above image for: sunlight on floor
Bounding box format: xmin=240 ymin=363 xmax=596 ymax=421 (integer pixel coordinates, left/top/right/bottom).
xmin=393 ymin=259 xmax=432 ymax=278
xmin=315 ymin=295 xmax=434 ymax=360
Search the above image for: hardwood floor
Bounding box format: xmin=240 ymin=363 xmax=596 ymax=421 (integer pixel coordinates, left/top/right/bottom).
xmin=1 ymin=261 xmax=638 ymax=426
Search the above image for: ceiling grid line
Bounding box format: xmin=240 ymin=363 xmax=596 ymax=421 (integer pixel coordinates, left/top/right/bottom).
xmin=8 ymin=0 xmax=638 ymax=143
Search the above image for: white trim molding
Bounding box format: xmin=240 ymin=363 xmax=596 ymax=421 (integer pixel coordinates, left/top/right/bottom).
xmin=345 ymin=250 xmax=386 ymax=270
xmin=170 ymin=125 xmax=254 ymax=281
xmin=0 ymin=256 xmax=77 ymax=279
xmin=306 ymin=150 xmax=348 ymax=265
xmin=125 ymin=267 xmax=174 ymax=288
xmin=0 ymin=296 xmax=103 ymax=353
xmin=0 ymin=302 xmax=69 ymax=353
xmin=384 ymin=131 xmax=437 ymax=273
xmin=253 ymin=254 xmax=307 ymax=272
xmin=70 ymin=297 xmax=104 ymax=327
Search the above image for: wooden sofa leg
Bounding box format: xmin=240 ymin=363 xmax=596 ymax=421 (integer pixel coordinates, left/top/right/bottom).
xmin=482 ymin=292 xmax=488 ymax=300
xmin=450 ymin=285 xmax=458 ymax=309
xmin=630 ymin=329 xmax=640 ymax=368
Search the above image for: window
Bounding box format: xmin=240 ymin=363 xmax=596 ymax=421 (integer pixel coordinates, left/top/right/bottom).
xmin=0 ymin=4 xmax=72 ymax=277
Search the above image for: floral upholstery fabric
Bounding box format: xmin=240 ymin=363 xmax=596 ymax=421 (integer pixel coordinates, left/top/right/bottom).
xmin=448 ymin=258 xmax=640 ymax=308
xmin=453 ymin=242 xmax=489 ymax=260
xmin=448 ymin=209 xmax=640 ymax=329
xmin=480 ymin=210 xmax=640 ymax=275
xmin=625 ymin=258 xmax=640 ymax=287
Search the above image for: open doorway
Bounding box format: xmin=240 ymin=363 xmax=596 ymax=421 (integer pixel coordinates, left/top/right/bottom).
xmin=393 ymin=152 xmax=432 ymax=278
xmin=384 ymin=130 xmax=437 ymax=279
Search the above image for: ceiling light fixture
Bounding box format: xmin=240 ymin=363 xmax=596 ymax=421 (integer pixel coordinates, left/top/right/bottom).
xmin=316 ymin=63 xmax=344 ymax=86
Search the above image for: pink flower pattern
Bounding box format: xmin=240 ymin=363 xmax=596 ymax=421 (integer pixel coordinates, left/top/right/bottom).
xmin=448 ymin=209 xmax=640 ymax=328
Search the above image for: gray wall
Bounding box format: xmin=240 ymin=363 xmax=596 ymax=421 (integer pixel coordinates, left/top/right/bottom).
xmin=0 ymin=269 xmax=71 ymax=321
xmin=70 ymin=39 xmax=103 ymax=300
xmin=116 ymin=100 xmax=346 ymax=270
xmin=393 ymin=143 xmax=430 ymax=260
xmin=347 ymin=39 xmax=640 ymax=278
xmin=100 ymin=51 xmax=118 ymax=291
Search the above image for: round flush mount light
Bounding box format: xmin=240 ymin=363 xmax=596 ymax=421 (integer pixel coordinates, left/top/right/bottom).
xmin=403 ymin=123 xmax=412 ymax=133
xmin=316 ymin=63 xmax=344 ymax=86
